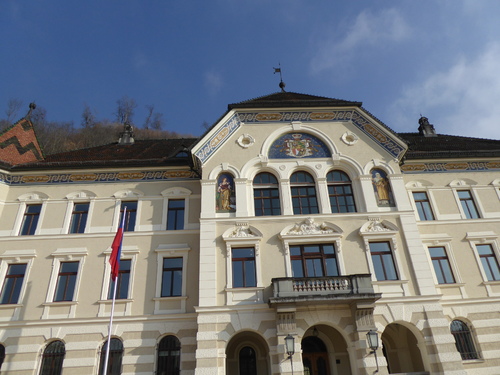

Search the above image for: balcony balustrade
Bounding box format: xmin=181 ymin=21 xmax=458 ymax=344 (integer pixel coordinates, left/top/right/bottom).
xmin=269 ymin=274 xmax=379 ymax=305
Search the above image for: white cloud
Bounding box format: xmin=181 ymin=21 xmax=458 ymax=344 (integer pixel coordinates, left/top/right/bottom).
xmin=390 ymin=43 xmax=500 ymax=139
xmin=204 ymin=71 xmax=224 ymax=97
xmin=310 ymin=8 xmax=411 ymax=74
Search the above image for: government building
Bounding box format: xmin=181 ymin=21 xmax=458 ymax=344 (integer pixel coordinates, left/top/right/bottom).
xmin=0 ymin=91 xmax=499 ymax=375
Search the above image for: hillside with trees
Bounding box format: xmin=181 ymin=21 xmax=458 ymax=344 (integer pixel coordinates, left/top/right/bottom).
xmin=0 ymin=97 xmax=194 ymax=155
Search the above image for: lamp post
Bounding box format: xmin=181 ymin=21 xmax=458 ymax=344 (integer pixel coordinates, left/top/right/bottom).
xmin=366 ymin=330 xmax=379 ymax=373
xmin=284 ymin=334 xmax=295 ymax=375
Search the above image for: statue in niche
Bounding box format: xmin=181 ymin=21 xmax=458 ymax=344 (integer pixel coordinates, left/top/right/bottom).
xmin=216 ymin=173 xmax=235 ymax=212
xmin=371 ymin=169 xmax=395 ymax=207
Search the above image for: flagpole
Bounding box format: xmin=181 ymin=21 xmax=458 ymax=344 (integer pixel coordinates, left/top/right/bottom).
xmin=103 ymin=207 xmax=126 ymax=374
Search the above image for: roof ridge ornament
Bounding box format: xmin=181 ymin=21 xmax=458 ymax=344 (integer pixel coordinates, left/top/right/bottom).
xmin=418 ymin=115 xmax=437 ymax=137
xmin=274 ymin=63 xmax=286 ymax=92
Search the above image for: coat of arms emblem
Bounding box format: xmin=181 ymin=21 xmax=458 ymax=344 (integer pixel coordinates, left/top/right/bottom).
xmin=284 ymin=134 xmax=313 ymax=158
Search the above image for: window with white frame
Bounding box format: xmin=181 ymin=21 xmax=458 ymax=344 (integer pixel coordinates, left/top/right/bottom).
xmin=108 ymin=259 xmax=131 ymax=299
xmin=359 ymin=219 xmax=406 ymax=288
xmin=161 ymin=257 xmax=183 ymax=297
xmin=327 ymin=170 xmax=356 ymax=213
xmin=13 ymin=193 xmax=48 ymax=236
xmin=45 ymin=248 xmax=87 ymax=304
xmin=62 ymin=191 xmax=96 ymax=235
xmin=457 ymin=190 xmax=480 ymax=219
xmin=290 ymin=171 xmax=319 ymax=215
xmin=99 ymin=247 xmax=138 ymax=317
xmin=369 ymin=242 xmax=398 ymax=281
xmin=0 ymin=249 xmax=36 ymax=306
xmin=154 ymin=244 xmax=190 ymax=313
xmin=232 ymin=247 xmax=257 ymax=287
xmin=476 ymin=244 xmax=500 ymax=281
xmin=0 ymin=264 xmax=27 ymax=304
xmin=412 ymin=192 xmax=435 ymax=221
xmin=161 ymin=187 xmax=192 ymax=231
xmin=279 ymin=217 xmax=344 ymax=278
xmin=223 ymin=225 xmax=263 ymax=290
xmin=466 ymin=232 xmax=500 ymax=288
xmin=428 ymin=246 xmax=456 ymax=284
xmin=167 ymin=200 xmax=185 ymax=230
xmin=253 ymin=172 xmax=281 ymax=216
xmin=113 ymin=189 xmax=144 ymax=232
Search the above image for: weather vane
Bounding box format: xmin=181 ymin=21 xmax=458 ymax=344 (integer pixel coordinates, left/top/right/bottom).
xmin=273 ymin=63 xmax=286 ymax=92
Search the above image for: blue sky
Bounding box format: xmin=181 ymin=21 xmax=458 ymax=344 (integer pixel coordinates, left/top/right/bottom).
xmin=2 ymin=1 xmax=500 ymax=139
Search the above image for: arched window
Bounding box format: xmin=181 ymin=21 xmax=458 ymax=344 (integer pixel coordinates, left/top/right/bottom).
xmin=290 ymin=171 xmax=318 ymax=215
xmin=39 ymin=340 xmax=65 ymax=375
xmin=239 ymin=346 xmax=257 ymax=375
xmin=0 ymin=344 xmax=5 ymax=370
xmin=327 ymin=170 xmax=356 ymax=213
xmin=253 ymin=172 xmax=281 ymax=216
xmin=99 ymin=338 xmax=124 ymax=375
xmin=450 ymin=320 xmax=479 ymax=360
xmin=157 ymin=335 xmax=181 ymax=375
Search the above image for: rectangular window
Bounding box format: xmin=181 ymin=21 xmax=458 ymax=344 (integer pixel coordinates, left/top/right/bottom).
xmin=167 ymin=199 xmax=185 ymax=230
xmin=161 ymin=258 xmax=183 ymax=297
xmin=120 ymin=201 xmax=137 ymax=232
xmin=413 ymin=192 xmax=435 ymax=220
xmin=428 ymin=246 xmax=455 ymax=284
xmin=0 ymin=264 xmax=27 ymax=304
xmin=369 ymin=242 xmax=398 ymax=281
xmin=477 ymin=244 xmax=500 ymax=281
xmin=232 ymin=247 xmax=256 ymax=287
xmin=19 ymin=204 xmax=42 ymax=235
xmin=290 ymin=244 xmax=338 ymax=278
xmin=458 ymin=190 xmax=480 ymax=219
xmin=54 ymin=261 xmax=79 ymax=301
xmin=69 ymin=202 xmax=89 ymax=234
xmin=108 ymin=259 xmax=131 ymax=299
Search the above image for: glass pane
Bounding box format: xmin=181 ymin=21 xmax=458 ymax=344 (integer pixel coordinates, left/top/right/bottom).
xmin=382 ymin=254 xmax=398 ymax=280
xmin=371 ymin=256 xmax=385 ymax=280
xmin=323 ymin=245 xmax=335 ymax=254
xmin=325 ymin=258 xmax=339 ymax=276
xmin=233 ymin=261 xmax=244 ymax=287
xmin=164 ymin=258 xmax=183 ymax=268
xmin=172 ymin=270 xmax=182 ymax=296
xmin=244 ymin=260 xmax=256 ymax=287
xmin=292 ymin=260 xmax=304 ymax=277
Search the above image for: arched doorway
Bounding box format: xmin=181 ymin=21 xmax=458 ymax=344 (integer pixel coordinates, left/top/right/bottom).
xmin=225 ymin=331 xmax=270 ymax=375
xmin=302 ymin=325 xmax=352 ymax=375
xmin=302 ymin=336 xmax=330 ymax=375
xmin=382 ymin=323 xmax=426 ymax=374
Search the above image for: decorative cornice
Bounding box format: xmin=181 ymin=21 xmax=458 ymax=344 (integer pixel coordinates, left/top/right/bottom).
xmin=401 ymin=161 xmax=500 ymax=174
xmin=0 ymin=169 xmax=198 ymax=186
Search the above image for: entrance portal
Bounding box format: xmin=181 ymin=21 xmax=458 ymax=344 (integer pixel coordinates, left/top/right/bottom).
xmin=302 ymin=337 xmax=330 ymax=375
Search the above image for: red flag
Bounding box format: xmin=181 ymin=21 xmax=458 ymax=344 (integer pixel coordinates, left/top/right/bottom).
xmin=109 ymin=208 xmax=126 ymax=281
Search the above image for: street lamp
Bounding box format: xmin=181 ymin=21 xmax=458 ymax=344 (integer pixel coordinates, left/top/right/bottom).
xmin=366 ymin=330 xmax=379 ymax=372
xmin=284 ymin=334 xmax=295 ymax=375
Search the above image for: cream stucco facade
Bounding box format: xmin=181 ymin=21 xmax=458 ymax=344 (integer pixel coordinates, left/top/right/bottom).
xmin=0 ymin=92 xmax=499 ymax=374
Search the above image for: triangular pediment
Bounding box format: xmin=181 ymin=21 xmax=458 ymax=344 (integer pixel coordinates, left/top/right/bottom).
xmin=191 ymin=92 xmax=408 ymax=165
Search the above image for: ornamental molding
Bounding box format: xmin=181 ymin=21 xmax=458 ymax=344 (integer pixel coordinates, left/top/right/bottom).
xmin=401 ymin=161 xmax=500 ymax=174
xmin=223 ymin=223 xmax=263 ymax=240
xmin=0 ymin=169 xmax=198 ymax=186
xmin=359 ymin=218 xmax=398 ymax=235
xmin=281 ymin=217 xmax=343 ymax=237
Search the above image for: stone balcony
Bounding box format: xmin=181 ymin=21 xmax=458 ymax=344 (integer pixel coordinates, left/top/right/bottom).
xmin=269 ymin=274 xmax=380 ymax=306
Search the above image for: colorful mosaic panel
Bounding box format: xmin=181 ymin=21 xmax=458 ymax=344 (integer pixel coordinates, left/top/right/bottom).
xmin=268 ymin=133 xmax=331 ymax=159
xmin=0 ymin=169 xmax=197 ymax=186
xmin=401 ymin=161 xmax=500 ymax=173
